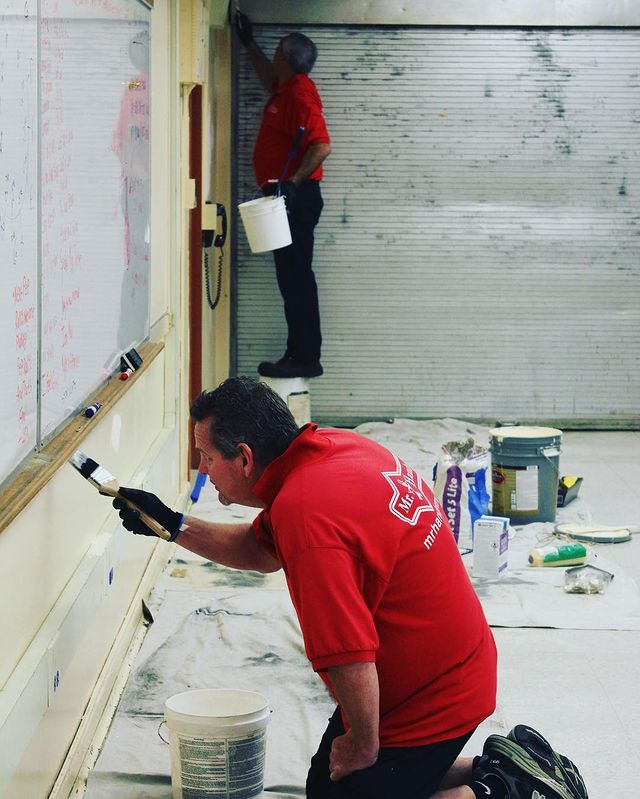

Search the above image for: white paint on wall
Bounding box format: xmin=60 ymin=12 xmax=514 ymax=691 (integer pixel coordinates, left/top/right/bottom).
xmin=111 ymin=414 xmax=122 ymax=451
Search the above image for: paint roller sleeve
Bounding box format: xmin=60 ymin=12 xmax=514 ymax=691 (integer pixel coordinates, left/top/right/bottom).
xmin=114 ymin=487 xmax=185 ymax=541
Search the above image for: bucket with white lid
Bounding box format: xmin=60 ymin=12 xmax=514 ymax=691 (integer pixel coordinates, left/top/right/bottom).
xmin=238 ymin=195 xmax=292 ymax=253
xmin=490 ymin=426 xmax=562 ymax=524
xmin=164 ymin=688 xmax=270 ymax=799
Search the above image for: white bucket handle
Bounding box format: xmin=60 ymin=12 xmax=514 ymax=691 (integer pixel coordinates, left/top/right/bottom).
xmin=158 ymin=719 xmax=169 ymax=745
xmin=540 ymin=447 xmax=561 ymax=475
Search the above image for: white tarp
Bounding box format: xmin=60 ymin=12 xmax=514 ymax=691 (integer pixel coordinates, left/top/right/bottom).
xmin=85 ymin=418 xmax=639 ymax=796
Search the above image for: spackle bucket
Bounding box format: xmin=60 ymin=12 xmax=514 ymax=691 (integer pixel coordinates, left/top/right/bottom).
xmin=238 ymin=195 xmax=292 ymax=253
xmin=490 ymin=426 xmax=562 ymax=524
xmin=164 ymin=688 xmax=270 ymax=799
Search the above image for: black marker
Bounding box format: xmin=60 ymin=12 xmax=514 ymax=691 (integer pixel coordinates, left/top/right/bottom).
xmin=84 ymin=402 xmax=103 ymax=418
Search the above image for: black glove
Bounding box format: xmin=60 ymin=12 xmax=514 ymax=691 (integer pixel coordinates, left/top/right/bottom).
xmin=260 ymin=181 xmax=278 ymax=196
xmin=234 ymin=11 xmax=253 ymax=47
xmin=113 ymin=486 xmax=184 ymax=541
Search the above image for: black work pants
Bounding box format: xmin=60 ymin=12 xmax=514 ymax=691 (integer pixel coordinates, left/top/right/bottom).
xmin=306 ymin=707 xmax=474 ymax=799
xmin=272 ymin=180 xmax=323 ymax=363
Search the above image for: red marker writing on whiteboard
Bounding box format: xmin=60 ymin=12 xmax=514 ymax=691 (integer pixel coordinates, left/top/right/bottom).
xmin=120 ymin=367 xmax=134 ymax=380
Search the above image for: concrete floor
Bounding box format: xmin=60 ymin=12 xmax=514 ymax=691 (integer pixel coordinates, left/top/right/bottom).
xmin=477 ymin=431 xmax=640 ymax=798
xmin=84 ymin=429 xmax=640 ymax=798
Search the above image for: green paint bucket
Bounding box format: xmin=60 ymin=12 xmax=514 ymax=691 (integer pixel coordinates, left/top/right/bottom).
xmin=490 ymin=426 xmax=562 ymax=524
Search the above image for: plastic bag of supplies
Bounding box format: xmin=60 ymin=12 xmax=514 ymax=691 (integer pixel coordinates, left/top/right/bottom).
xmin=433 ymin=438 xmax=491 ymax=553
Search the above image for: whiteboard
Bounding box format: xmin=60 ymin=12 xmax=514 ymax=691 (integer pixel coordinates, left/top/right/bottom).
xmin=0 ymin=2 xmax=39 ymax=481
xmin=0 ymin=0 xmax=150 ymax=483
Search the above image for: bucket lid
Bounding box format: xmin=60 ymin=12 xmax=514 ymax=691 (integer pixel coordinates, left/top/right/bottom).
xmin=165 ymin=688 xmax=268 ymax=720
xmin=489 ymin=426 xmax=562 ymax=441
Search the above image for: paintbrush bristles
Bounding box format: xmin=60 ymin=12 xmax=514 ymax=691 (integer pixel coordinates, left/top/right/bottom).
xmin=68 ymin=450 xmax=172 ymax=541
xmin=69 ymin=450 xmax=117 ymax=488
xmin=69 ymin=450 xmax=100 ymax=478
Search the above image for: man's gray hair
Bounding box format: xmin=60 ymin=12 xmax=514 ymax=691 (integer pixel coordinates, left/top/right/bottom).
xmin=281 ymin=32 xmax=318 ymax=74
xmin=190 ymin=377 xmax=299 ymax=467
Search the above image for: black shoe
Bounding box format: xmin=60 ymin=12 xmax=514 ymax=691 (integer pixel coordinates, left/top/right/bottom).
xmin=474 ymin=735 xmax=576 ymax=799
xmin=258 ymin=355 xmax=323 ymax=378
xmin=507 ymin=725 xmax=588 ymax=799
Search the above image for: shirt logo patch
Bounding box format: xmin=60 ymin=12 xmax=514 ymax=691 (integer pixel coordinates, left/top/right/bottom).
xmin=382 ymin=456 xmax=433 ymax=526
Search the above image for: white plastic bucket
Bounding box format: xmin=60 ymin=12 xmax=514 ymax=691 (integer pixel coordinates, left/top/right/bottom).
xmin=238 ymin=195 xmax=292 ymax=253
xmin=164 ymin=688 xmax=270 ymax=799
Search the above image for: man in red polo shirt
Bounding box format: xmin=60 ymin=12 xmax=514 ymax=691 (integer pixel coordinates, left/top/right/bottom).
xmin=113 ymin=377 xmax=587 ymax=799
xmin=235 ymin=13 xmax=331 ymax=379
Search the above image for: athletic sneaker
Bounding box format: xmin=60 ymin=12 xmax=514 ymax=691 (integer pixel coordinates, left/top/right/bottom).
xmin=474 ymin=734 xmax=576 ymax=799
xmin=507 ymin=725 xmax=588 ymax=799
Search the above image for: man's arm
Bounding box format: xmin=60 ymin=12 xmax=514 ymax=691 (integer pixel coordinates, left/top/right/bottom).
xmin=179 ymin=517 xmax=282 ymax=573
xmin=234 ymin=11 xmax=274 ymax=91
xmin=243 ymin=40 xmax=275 ymax=91
xmin=290 ymin=141 xmax=332 ymax=186
xmin=325 ymin=661 xmax=380 ymax=781
xmin=113 ymin=488 xmax=281 ymax=573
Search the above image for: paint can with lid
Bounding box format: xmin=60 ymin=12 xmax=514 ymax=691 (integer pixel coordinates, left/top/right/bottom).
xmin=490 ymin=426 xmax=562 ymax=524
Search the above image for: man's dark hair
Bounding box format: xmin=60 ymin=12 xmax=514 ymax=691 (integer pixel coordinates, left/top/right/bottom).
xmin=190 ymin=377 xmax=300 ymax=466
xmin=281 ymin=32 xmax=318 ymax=74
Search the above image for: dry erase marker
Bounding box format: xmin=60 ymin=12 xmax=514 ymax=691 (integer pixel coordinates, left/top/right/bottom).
xmin=120 ymin=367 xmax=133 ymax=380
xmin=84 ymin=402 xmax=103 ymax=418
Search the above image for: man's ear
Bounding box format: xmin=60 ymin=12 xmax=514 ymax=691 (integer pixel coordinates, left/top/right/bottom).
xmin=236 ymin=442 xmax=257 ymax=476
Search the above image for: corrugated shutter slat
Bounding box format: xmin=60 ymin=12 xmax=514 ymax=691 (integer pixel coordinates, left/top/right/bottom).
xmin=235 ymin=27 xmax=640 ymax=426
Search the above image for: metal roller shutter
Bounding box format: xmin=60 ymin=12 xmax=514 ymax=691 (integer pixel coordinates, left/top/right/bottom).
xmin=234 ymin=27 xmax=640 ymax=427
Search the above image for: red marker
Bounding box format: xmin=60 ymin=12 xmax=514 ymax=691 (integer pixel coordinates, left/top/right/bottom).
xmin=120 ymin=367 xmax=134 ymax=380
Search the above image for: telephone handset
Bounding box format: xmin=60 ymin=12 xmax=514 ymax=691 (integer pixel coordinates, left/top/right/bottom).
xmin=202 ymin=202 xmax=227 ymax=248
xmin=202 ymin=202 xmax=227 ymax=310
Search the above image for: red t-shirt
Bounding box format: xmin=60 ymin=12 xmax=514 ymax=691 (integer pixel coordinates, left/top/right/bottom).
xmin=252 ymin=74 xmax=330 ymax=186
xmin=251 ymin=425 xmax=497 ymax=747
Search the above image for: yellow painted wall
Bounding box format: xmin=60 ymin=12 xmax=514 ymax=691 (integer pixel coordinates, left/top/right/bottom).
xmin=0 ymin=1 xmax=196 ymax=796
xmin=202 ymin=24 xmax=232 ymax=392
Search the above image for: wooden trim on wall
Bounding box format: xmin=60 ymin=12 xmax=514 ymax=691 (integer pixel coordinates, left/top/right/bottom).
xmin=188 ymin=85 xmax=204 ymax=469
xmin=0 ymin=340 xmax=164 ymax=536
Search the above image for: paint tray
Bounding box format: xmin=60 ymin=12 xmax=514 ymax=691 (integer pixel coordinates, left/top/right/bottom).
xmin=557 ymin=475 xmax=582 ymax=507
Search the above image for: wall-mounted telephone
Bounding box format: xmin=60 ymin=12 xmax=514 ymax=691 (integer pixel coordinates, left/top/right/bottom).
xmin=202 ymin=201 xmax=227 ymax=248
xmin=202 ymin=202 xmax=227 ymax=310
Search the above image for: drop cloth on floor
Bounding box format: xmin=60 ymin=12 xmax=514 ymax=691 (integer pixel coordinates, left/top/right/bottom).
xmin=356 ymin=419 xmax=640 ymax=630
xmin=85 ymin=584 xmax=335 ymax=798
xmin=84 ymin=419 xmax=640 ymax=798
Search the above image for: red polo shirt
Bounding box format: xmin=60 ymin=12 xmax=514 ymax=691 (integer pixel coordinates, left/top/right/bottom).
xmin=253 ymin=74 xmax=330 ymax=186
xmin=251 ymin=425 xmax=497 ymax=747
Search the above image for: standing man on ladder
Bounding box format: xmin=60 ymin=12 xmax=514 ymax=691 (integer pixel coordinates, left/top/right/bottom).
xmin=235 ymin=12 xmax=331 ymax=379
